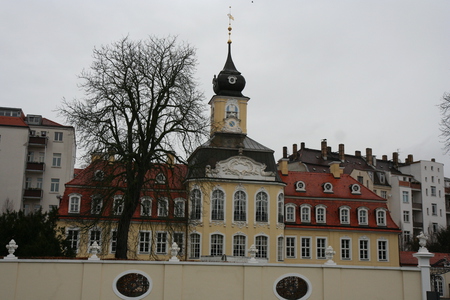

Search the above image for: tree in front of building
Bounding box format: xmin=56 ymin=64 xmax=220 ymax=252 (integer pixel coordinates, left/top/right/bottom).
xmin=439 ymin=92 xmax=450 ymax=152
xmin=0 ymin=209 xmax=74 ymax=257
xmin=61 ymin=36 xmax=208 ymax=259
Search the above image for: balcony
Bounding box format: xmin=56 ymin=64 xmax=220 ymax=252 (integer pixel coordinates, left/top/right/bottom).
xmin=26 ymin=162 xmax=45 ymax=172
xmin=23 ymin=188 xmax=43 ymax=199
xmin=28 ymin=136 xmax=48 ymax=147
xmin=410 ymin=182 xmax=421 ymax=191
xmin=412 ymin=203 xmax=422 ymax=210
xmin=413 ymin=222 xmax=423 ymax=229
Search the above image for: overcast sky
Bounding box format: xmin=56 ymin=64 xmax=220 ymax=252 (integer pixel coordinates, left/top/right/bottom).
xmin=1 ymin=1 xmax=450 ymax=174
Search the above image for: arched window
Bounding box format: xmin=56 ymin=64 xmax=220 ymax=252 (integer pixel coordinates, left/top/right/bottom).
xmin=340 ymin=206 xmax=350 ymax=224
xmin=285 ymin=205 xmax=296 ymax=222
xmin=358 ymin=207 xmax=368 ymax=225
xmin=211 ymin=189 xmax=225 ymax=220
xmin=376 ymin=208 xmax=386 ymax=226
xmin=113 ymin=195 xmax=124 ymax=215
xmin=277 ymin=236 xmax=284 ymax=262
xmin=300 ymin=204 xmax=311 ymax=223
xmin=278 ymin=193 xmax=284 ymax=223
xmin=255 ymin=235 xmax=268 ymax=258
xmin=174 ymin=198 xmax=185 ymax=218
xmin=315 ymin=205 xmax=326 ymax=223
xmin=157 ymin=198 xmax=168 ymax=217
xmin=190 ymin=189 xmax=202 ymax=220
xmin=140 ymin=197 xmax=152 ymax=216
xmin=233 ymin=234 xmax=246 ymax=257
xmin=233 ymin=191 xmax=246 ymax=221
xmin=435 ymin=276 xmax=444 ymax=296
xmin=256 ymin=191 xmax=268 ymax=222
xmin=210 ymin=234 xmax=224 ymax=256
xmin=68 ymin=193 xmax=81 ymax=213
xmin=189 ymin=233 xmax=201 ymax=259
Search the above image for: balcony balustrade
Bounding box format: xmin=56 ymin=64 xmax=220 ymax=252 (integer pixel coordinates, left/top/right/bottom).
xmin=28 ymin=136 xmax=47 ymax=147
xmin=26 ymin=162 xmax=45 ymax=172
xmin=23 ymin=188 xmax=43 ymax=199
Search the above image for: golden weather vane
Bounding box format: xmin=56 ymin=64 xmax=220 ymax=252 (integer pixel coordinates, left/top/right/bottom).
xmin=227 ymin=6 xmax=234 ymax=43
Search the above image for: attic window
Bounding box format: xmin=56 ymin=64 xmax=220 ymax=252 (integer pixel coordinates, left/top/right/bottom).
xmin=295 ymin=181 xmax=306 ymax=192
xmin=94 ymin=170 xmax=104 ymax=181
xmin=155 ymin=173 xmax=166 ymax=184
xmin=350 ymin=184 xmax=361 ymax=195
xmin=323 ymin=182 xmax=333 ymax=193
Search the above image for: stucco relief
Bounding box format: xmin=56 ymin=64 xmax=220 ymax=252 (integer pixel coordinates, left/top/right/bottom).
xmin=231 ymin=221 xmax=248 ymax=229
xmin=206 ymin=156 xmax=275 ymax=180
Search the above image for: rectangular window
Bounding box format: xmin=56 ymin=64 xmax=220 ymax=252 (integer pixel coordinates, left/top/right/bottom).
xmin=27 ymin=151 xmax=34 ymax=162
xmin=158 ymin=199 xmax=168 ymax=217
xmin=381 ymin=191 xmax=387 ymax=199
xmin=139 ymin=231 xmax=151 ymax=254
xmin=357 ymin=176 xmax=363 ymax=184
xmin=36 ymin=178 xmax=43 ymax=189
xmin=431 ymin=186 xmax=436 ymax=197
xmin=359 ymin=239 xmax=369 ymax=261
xmin=54 ymin=132 xmax=63 ymax=141
xmin=38 ymin=152 xmax=45 ymax=163
xmin=316 ymin=238 xmax=327 ymax=259
xmin=173 ymin=232 xmax=184 ymax=256
xmin=403 ymin=211 xmax=410 ymax=223
xmin=233 ymin=235 xmax=246 ymax=257
xmin=285 ymin=237 xmax=296 ymax=258
xmin=52 ymin=153 xmax=61 ymax=167
xmin=277 ymin=237 xmax=284 ymax=262
xmin=301 ymin=237 xmax=311 ymax=259
xmin=211 ymin=234 xmax=224 ymax=256
xmin=89 ymin=229 xmax=101 ymax=253
xmin=174 ymin=200 xmax=185 ymax=218
xmin=67 ymin=229 xmax=79 ymax=252
xmin=50 ymin=178 xmax=60 ymax=192
xmin=156 ymin=232 xmax=167 ymax=254
xmin=190 ymin=234 xmax=200 ymax=259
xmin=341 ymin=238 xmax=351 ymax=260
xmin=110 ymin=230 xmax=117 ymax=253
xmin=404 ymin=231 xmax=411 ymax=245
xmin=402 ymin=191 xmax=409 ymax=203
xmin=255 ymin=236 xmax=268 ymax=258
xmin=432 ymin=203 xmax=437 ymax=216
xmin=432 ymin=223 xmax=439 ymax=233
xmin=25 ymin=177 xmax=32 ymax=189
xmin=377 ymin=240 xmax=388 ymax=261
xmin=301 ymin=207 xmax=310 ymax=223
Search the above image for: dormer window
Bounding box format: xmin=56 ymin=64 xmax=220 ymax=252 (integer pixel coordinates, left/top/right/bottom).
xmin=285 ymin=204 xmax=296 ymax=222
xmin=339 ymin=206 xmax=350 ymax=224
xmin=295 ymin=181 xmax=306 ymax=192
xmin=376 ymin=208 xmax=387 ymax=226
xmin=300 ymin=204 xmax=311 ymax=223
xmin=94 ymin=170 xmax=104 ymax=181
xmin=315 ymin=205 xmax=327 ymax=223
xmin=155 ymin=173 xmax=166 ymax=184
xmin=358 ymin=207 xmax=369 ymax=225
xmin=351 ymin=184 xmax=361 ymax=195
xmin=323 ymin=182 xmax=333 ymax=193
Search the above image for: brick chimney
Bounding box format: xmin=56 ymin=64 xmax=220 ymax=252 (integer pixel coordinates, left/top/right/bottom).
xmin=279 ymin=146 xmax=289 ymax=175
xmin=339 ymin=144 xmax=345 ymax=162
xmin=321 ymin=139 xmax=327 ymax=160
xmin=355 ymin=150 xmax=361 ymax=157
xmin=382 ymin=155 xmax=387 ymax=161
xmin=366 ymin=148 xmax=373 ymax=165
xmin=301 ymin=142 xmax=305 ymax=150
xmin=393 ymin=152 xmax=398 ymax=167
xmin=293 ymin=144 xmax=298 ymax=159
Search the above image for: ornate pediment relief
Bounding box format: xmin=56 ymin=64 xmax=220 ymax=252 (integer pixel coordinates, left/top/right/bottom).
xmin=205 ymin=155 xmax=276 ymax=181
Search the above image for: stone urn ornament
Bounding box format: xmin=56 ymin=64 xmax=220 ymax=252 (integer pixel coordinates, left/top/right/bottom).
xmin=5 ymin=239 xmax=18 ymax=259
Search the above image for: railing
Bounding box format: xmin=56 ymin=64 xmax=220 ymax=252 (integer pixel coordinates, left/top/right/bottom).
xmin=412 ymin=203 xmax=422 ymax=210
xmin=26 ymin=162 xmax=45 ymax=172
xmin=28 ymin=136 xmax=47 ymax=147
xmin=413 ymin=222 xmax=423 ymax=228
xmin=23 ymin=189 xmax=43 ymax=199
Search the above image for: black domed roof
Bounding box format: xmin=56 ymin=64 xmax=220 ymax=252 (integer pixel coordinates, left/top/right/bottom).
xmin=212 ymin=42 xmax=246 ymax=97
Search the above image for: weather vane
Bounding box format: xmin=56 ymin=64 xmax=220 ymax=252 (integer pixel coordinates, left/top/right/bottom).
xmin=227 ymin=6 xmax=234 ymax=44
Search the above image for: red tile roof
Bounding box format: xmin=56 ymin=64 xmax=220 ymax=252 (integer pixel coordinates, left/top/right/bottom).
xmin=0 ymin=116 xmax=28 ymax=127
xmin=400 ymin=251 xmax=450 ymax=266
xmin=41 ymin=118 xmax=64 ymax=127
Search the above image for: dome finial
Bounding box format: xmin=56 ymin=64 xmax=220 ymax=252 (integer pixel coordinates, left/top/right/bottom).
xmin=227 ymin=6 xmax=234 ymax=44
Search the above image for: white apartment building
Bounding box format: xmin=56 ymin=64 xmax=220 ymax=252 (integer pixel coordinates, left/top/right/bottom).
xmin=0 ymin=107 xmax=76 ymax=213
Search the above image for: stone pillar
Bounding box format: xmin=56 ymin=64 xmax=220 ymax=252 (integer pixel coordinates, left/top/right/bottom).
xmin=413 ymin=232 xmax=435 ymax=300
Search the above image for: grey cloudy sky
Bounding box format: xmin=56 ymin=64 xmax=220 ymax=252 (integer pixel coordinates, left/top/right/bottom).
xmin=1 ymin=1 xmax=450 ymax=174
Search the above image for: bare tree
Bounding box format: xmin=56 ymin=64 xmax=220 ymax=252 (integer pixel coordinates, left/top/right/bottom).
xmin=439 ymin=93 xmax=450 ymax=153
xmin=61 ymin=36 xmax=208 ymax=259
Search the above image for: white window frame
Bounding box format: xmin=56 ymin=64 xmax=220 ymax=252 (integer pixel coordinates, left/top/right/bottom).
xmin=91 ymin=195 xmax=103 ymax=215
xmin=340 ymin=237 xmax=351 ymax=260
xmin=255 ymin=235 xmax=269 ymax=259
xmin=172 ymin=232 xmax=184 ymax=256
xmin=358 ymin=207 xmax=368 ymax=225
xmin=68 ymin=193 xmax=81 ymax=213
xmin=50 ymin=178 xmax=60 ymax=192
xmin=54 ymin=131 xmax=63 ymax=141
xmin=174 ymin=198 xmax=186 ymax=218
xmin=138 ymin=231 xmax=151 ymax=254
xmin=301 ymin=237 xmax=312 ymax=259
xmin=66 ymin=228 xmax=80 ymax=253
xmin=233 ymin=190 xmax=247 ymax=222
xmin=339 ymin=206 xmax=350 ymax=225
xmin=232 ymin=234 xmax=247 ymax=257
xmin=403 ymin=210 xmax=410 ymax=223
xmin=359 ymin=237 xmax=370 ymax=261
xmin=432 ymin=203 xmax=437 ymax=216
xmin=315 ymin=205 xmax=327 ymax=224
xmin=300 ymin=204 xmax=311 ymax=223
xmin=156 ymin=231 xmax=168 ymax=254
xmin=89 ymin=228 xmax=102 ymax=253
xmin=377 ymin=239 xmax=388 ymax=262
xmin=52 ymin=153 xmax=61 ymax=167
xmin=140 ymin=197 xmax=152 ymax=216
xmin=189 ymin=232 xmax=201 ymax=259
xmin=110 ymin=229 xmax=117 ymax=254
xmin=210 ymin=233 xmax=225 ymax=256
xmin=285 ymin=236 xmax=296 ymax=258
xmin=190 ymin=188 xmax=202 ymax=220
xmin=113 ymin=195 xmax=124 ymax=215
xmin=402 ymin=191 xmax=409 ymax=203
xmin=157 ymin=198 xmax=168 ymax=217
xmin=211 ymin=188 xmax=225 ymax=221
xmin=255 ymin=190 xmax=269 ymax=223
xmin=277 ymin=193 xmax=284 ymax=223
xmin=316 ymin=237 xmax=327 ymax=259
xmin=277 ymin=236 xmax=284 ymax=262
xmin=285 ymin=204 xmax=296 ymax=222
xmin=376 ymin=208 xmax=387 ymax=226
